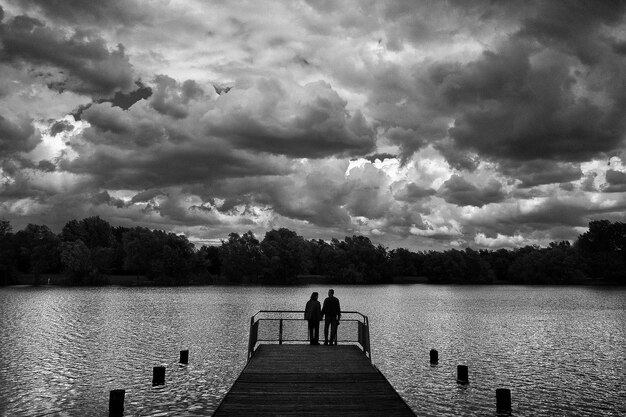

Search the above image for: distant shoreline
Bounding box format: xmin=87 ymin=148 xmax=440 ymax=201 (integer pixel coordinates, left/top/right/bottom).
xmin=2 ymin=273 xmax=623 ymax=287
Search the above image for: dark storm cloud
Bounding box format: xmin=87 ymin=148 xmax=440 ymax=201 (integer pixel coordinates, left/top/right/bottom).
xmin=343 ymin=176 xmax=393 ymax=219
xmin=150 ymin=75 xmax=197 ymax=119
xmin=0 ymin=158 xmax=50 ymax=199
xmin=604 ymin=169 xmax=626 ymax=193
xmin=385 ymin=127 xmax=429 ymax=164
xmin=71 ymin=82 xmax=152 ymax=120
xmin=90 ymin=190 xmax=125 ymax=208
xmin=0 ymin=115 xmax=40 ymax=155
xmin=107 ymin=81 xmax=152 ymax=110
xmin=515 ymin=198 xmax=589 ymax=228
xmin=434 ymin=138 xmax=479 ymax=172
xmin=581 ymin=172 xmax=598 ymax=192
xmin=60 ymin=143 xmax=290 ymax=190
xmin=130 ymin=189 xmax=167 ymax=204
xmin=219 ymin=173 xmax=353 ymax=228
xmin=612 ymin=39 xmax=626 ymax=56
xmin=49 ymin=120 xmax=74 ymax=136
xmin=439 ymin=175 xmax=506 ymax=207
xmin=394 ymin=183 xmax=436 ymax=202
xmin=205 ymin=78 xmax=376 ymax=158
xmin=10 ymin=0 xmax=150 ymax=27
xmin=363 ymin=153 xmax=396 ymax=163
xmin=58 ymin=72 xmax=378 ymax=198
xmin=0 ymin=14 xmax=134 ymax=97
xmin=362 ymin=1 xmax=626 ymax=172
xmin=516 ymin=0 xmax=626 ymax=65
xmin=36 ymin=160 xmax=56 ymax=172
xmin=500 ymin=161 xmax=582 ymax=188
xmin=442 ymin=41 xmax=625 ymax=162
xmin=438 ymin=2 xmax=626 ymax=165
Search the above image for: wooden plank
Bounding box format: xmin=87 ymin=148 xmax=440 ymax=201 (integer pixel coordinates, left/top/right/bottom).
xmin=213 ymin=345 xmax=416 ymax=416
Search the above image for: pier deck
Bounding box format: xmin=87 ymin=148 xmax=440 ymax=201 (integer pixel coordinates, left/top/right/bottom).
xmin=212 ymin=344 xmax=416 ymax=416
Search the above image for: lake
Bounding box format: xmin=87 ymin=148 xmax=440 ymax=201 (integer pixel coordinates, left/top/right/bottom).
xmin=0 ymin=285 xmax=624 ymax=416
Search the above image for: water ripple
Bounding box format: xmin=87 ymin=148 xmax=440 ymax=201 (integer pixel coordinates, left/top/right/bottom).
xmin=0 ymin=285 xmax=624 ymax=416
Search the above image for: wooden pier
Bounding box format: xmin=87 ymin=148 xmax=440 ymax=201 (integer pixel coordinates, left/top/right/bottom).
xmin=212 ymin=311 xmax=416 ymax=416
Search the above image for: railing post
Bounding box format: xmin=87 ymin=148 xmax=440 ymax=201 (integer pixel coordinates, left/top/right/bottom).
xmin=109 ymin=389 xmax=125 ymax=416
xmin=152 ymin=366 xmax=165 ymax=386
xmin=279 ymin=318 xmax=283 ymax=345
xmin=247 ymin=316 xmax=255 ymax=360
xmin=364 ymin=316 xmax=371 ymax=361
xmin=496 ymin=388 xmax=512 ymax=413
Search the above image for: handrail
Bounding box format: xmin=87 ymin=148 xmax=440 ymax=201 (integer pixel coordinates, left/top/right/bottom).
xmin=252 ymin=310 xmax=368 ymax=321
xmin=247 ymin=310 xmax=371 ymax=362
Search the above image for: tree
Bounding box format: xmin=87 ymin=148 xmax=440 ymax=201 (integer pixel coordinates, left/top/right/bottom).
xmin=60 ymin=240 xmax=93 ymax=284
xmin=463 ymin=248 xmax=494 ymax=284
xmin=389 ymin=248 xmax=418 ymax=277
xmin=219 ymin=231 xmax=265 ymax=283
xmin=61 ymin=216 xmax=114 ymax=249
xmin=14 ymin=224 xmax=61 ymax=281
xmin=331 ymin=235 xmax=390 ymax=284
xmin=122 ymin=227 xmax=160 ymax=276
xmin=261 ymin=228 xmax=311 ymax=284
xmin=121 ymin=227 xmax=195 ymax=283
xmin=0 ymin=220 xmax=17 ymax=285
xmin=577 ymin=220 xmax=626 ymax=253
xmin=197 ymin=245 xmax=221 ymax=276
xmin=61 ymin=217 xmax=116 ymax=278
xmin=576 ymin=220 xmax=626 ymax=282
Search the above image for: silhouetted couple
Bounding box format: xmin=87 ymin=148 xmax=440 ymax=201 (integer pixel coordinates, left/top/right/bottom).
xmin=304 ymin=289 xmax=341 ymax=345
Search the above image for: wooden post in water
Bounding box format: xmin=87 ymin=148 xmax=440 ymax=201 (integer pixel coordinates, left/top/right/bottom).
xmin=430 ymin=349 xmax=438 ymax=364
xmin=152 ymin=366 xmax=165 ymax=386
xmin=109 ymin=389 xmax=125 ymax=416
xmin=496 ymin=388 xmax=512 ymax=413
xmin=457 ymin=365 xmax=469 ymax=384
xmin=180 ymin=350 xmax=189 ymax=364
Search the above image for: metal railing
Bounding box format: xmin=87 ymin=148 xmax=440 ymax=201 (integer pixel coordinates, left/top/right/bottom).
xmin=247 ymin=310 xmax=371 ymax=362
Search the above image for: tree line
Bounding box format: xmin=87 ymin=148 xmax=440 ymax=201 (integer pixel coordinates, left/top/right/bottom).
xmin=0 ymin=217 xmax=624 ymax=286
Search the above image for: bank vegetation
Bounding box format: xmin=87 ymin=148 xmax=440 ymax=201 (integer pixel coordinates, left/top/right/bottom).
xmin=0 ymin=217 xmax=624 ymax=286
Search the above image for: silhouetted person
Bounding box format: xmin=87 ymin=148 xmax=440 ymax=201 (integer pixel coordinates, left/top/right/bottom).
xmin=304 ymin=292 xmax=322 ymax=345
xmin=322 ymin=289 xmax=341 ymax=345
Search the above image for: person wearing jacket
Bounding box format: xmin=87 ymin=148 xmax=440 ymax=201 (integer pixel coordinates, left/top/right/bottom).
xmin=304 ymin=292 xmax=322 ymax=345
xmin=321 ymin=289 xmax=341 ymax=345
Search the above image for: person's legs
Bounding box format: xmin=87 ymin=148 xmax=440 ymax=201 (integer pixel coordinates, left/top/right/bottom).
xmin=308 ymin=321 xmax=315 ymax=344
xmin=324 ymin=319 xmax=331 ymax=344
xmin=313 ymin=320 xmax=320 ymax=345
xmin=330 ymin=319 xmax=338 ymax=345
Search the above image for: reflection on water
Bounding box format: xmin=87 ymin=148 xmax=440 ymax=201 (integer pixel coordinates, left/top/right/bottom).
xmin=0 ymin=285 xmax=624 ymax=416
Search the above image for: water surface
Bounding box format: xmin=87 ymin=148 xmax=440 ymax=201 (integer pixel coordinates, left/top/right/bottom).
xmin=0 ymin=285 xmax=624 ymax=416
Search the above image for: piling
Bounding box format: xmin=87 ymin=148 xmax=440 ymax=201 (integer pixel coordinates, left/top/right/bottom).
xmin=152 ymin=366 xmax=165 ymax=386
xmin=108 ymin=389 xmax=125 ymax=416
xmin=180 ymin=350 xmax=189 ymax=364
xmin=496 ymin=388 xmax=512 ymax=413
xmin=429 ymin=349 xmax=438 ymax=364
xmin=456 ymin=365 xmax=468 ymax=384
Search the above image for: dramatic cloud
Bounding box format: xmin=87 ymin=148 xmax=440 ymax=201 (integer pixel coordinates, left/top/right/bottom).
xmin=0 ymin=115 xmax=40 ymax=155
xmin=204 ymin=78 xmax=376 ymax=158
xmin=49 ymin=120 xmax=74 ymax=136
xmin=1 ymin=0 xmax=626 ymax=250
xmin=440 ymin=175 xmax=506 ymax=208
xmin=8 ymin=0 xmax=151 ymax=27
xmin=0 ymin=12 xmax=134 ymax=97
xmin=604 ymin=169 xmax=626 ymax=192
xmin=501 ymin=161 xmax=583 ymax=188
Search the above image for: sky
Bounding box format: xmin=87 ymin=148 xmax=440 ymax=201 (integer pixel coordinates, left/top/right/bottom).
xmin=1 ymin=0 xmax=626 ymax=251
